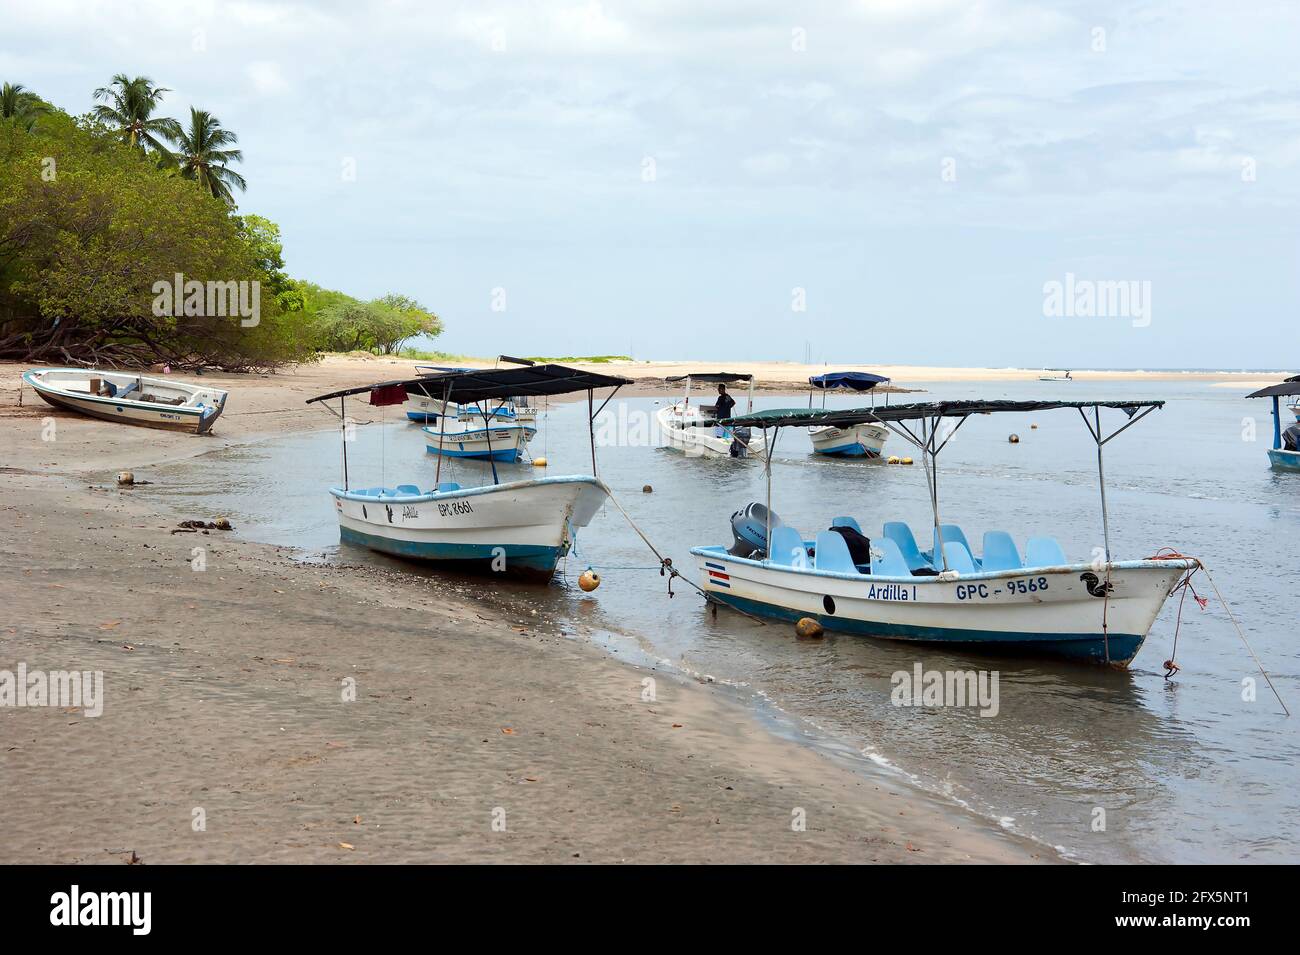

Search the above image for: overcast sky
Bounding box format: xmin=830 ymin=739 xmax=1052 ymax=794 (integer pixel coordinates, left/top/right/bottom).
xmin=5 ymin=0 xmax=1298 ymax=367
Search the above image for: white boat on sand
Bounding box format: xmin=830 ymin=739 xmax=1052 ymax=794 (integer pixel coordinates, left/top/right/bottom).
xmin=696 ymin=399 xmax=1198 ymax=666
xmin=22 ymin=367 xmax=229 ymax=434
xmin=307 ymin=364 xmax=631 ymax=581
xmin=656 ymin=372 xmax=767 ymax=458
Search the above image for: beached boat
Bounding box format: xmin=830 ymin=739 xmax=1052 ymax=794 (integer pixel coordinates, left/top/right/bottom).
xmin=656 ymin=372 xmax=767 ymax=458
xmin=306 ymin=364 xmax=631 ymax=581
xmin=22 ymin=367 xmax=229 ymax=434
xmin=1246 ymin=376 xmax=1300 ymax=471
xmin=693 ymin=400 xmax=1197 ymax=666
xmin=806 ymin=372 xmax=891 ymax=457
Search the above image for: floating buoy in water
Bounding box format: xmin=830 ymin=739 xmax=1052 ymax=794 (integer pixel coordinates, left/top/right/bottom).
xmin=901 ymin=457 xmax=913 ymax=465
xmin=887 ymin=455 xmax=900 ymax=464
xmin=116 ymin=471 xmax=134 ymax=486
xmin=642 ymin=484 xmax=653 ymax=493
xmin=532 ymin=457 xmax=547 ymax=467
xmin=578 ymin=568 xmax=601 ymax=592
xmin=795 ymin=617 xmax=823 ymax=638
xmin=1008 ymin=434 xmax=1020 ymax=444
xmin=1030 ymin=423 xmax=1038 ymax=429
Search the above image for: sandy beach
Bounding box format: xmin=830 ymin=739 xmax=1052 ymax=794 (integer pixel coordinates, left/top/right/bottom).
xmin=0 ymin=357 xmax=1062 ymax=864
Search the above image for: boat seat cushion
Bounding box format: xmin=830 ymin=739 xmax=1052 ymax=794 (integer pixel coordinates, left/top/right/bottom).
xmin=831 ymin=516 xmax=863 ymax=533
xmin=883 ymin=521 xmax=930 ymax=570
xmin=941 ymin=541 xmax=978 ymax=574
xmin=936 ymin=524 xmax=976 ymax=559
xmin=1025 ymin=536 xmax=1068 ymax=566
xmin=814 ymin=531 xmax=858 ymax=574
xmin=870 ymin=538 xmax=912 ymax=577
xmin=436 ymin=482 xmax=462 ymax=492
xmin=396 ymin=484 xmax=421 ymax=495
xmin=982 ymin=531 xmax=1022 ymax=571
xmin=769 ymin=525 xmax=807 ymax=567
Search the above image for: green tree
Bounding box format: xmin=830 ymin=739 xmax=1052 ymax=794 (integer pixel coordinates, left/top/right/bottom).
xmin=91 ymin=74 xmax=180 ymax=154
xmin=173 ymin=108 xmax=246 ymax=204
xmin=0 ymin=83 xmax=48 ymax=132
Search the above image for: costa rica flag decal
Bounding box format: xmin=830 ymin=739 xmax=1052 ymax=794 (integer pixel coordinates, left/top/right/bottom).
xmin=704 ymin=561 xmax=731 ymax=588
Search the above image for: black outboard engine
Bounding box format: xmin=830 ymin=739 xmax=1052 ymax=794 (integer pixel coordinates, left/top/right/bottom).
xmin=728 ymin=502 xmax=780 ymax=558
xmin=729 ymin=426 xmax=752 ymax=458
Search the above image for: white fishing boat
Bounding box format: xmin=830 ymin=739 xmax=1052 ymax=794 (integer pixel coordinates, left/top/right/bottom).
xmin=694 ymin=399 xmax=1198 ymax=666
xmin=21 ymin=367 xmax=229 ymax=434
xmin=656 ymin=372 xmax=767 ymax=458
xmin=422 ymin=411 xmax=536 ymax=463
xmin=1246 ymin=376 xmax=1300 ymax=472
xmin=1039 ymin=369 xmax=1073 ymax=382
xmin=306 ymin=364 xmax=631 ymax=581
xmin=806 ymin=372 xmax=891 ymax=458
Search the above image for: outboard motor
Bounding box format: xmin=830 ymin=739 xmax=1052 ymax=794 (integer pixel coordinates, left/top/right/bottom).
xmin=728 ymin=502 xmax=780 ymax=558
xmin=729 ymin=426 xmax=752 ymax=458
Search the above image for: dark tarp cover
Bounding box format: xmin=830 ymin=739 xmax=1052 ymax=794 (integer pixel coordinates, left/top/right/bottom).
xmin=808 ymin=371 xmax=890 ymax=391
xmin=307 ymin=363 xmax=633 ymax=405
xmin=722 ymin=399 xmax=1164 ymax=429
xmin=665 ymin=372 xmax=753 ymax=383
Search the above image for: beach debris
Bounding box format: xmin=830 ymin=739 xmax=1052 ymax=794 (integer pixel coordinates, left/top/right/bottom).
xmin=98 ymin=620 xmax=121 ymax=630
xmin=1008 ymin=433 xmax=1020 ymax=444
xmin=579 ymin=568 xmax=601 ymax=592
xmin=795 ymin=617 xmax=824 ymax=638
xmin=532 ymin=456 xmax=548 ymax=467
xmin=174 ymin=518 xmax=235 ymax=532
xmin=337 ymin=842 xmax=355 ymax=851
xmin=642 ymin=484 xmax=653 ymax=493
xmin=126 ymin=850 xmax=143 ymax=865
xmin=501 ymin=727 xmax=516 ymax=735
xmin=116 ymin=471 xmax=134 ymax=486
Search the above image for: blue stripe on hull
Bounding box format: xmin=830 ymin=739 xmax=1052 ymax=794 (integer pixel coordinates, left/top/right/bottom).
xmin=814 ymin=443 xmax=881 ymax=457
xmin=339 ymin=526 xmax=563 ymax=580
xmin=707 ymin=591 xmax=1144 ymax=665
xmin=407 ymin=411 xmax=439 ymax=422
xmin=425 ymin=445 xmax=521 ymax=462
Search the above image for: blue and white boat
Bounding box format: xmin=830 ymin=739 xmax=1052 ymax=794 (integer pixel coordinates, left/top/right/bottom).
xmin=307 ymin=364 xmax=631 ymax=581
xmin=1247 ymin=376 xmax=1300 ymax=471
xmin=806 ymin=371 xmax=891 ymax=457
xmin=421 ymin=412 xmax=536 ymax=462
xmin=693 ymin=400 xmax=1198 ymax=666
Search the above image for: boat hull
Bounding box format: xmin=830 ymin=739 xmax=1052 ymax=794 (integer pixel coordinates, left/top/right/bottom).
xmin=1268 ymin=448 xmax=1300 ymax=471
xmin=422 ymin=423 xmax=536 ymax=462
xmin=331 ymin=475 xmax=607 ymax=581
xmin=691 ymin=546 xmax=1194 ymax=666
xmin=655 ymin=403 xmax=767 ymax=458
xmin=23 ymin=369 xmax=228 ymax=434
xmin=809 ymin=423 xmax=889 ymax=458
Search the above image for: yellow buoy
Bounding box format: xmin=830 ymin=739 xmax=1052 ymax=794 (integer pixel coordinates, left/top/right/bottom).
xmin=1008 ymin=434 xmax=1020 ymax=444
xmin=578 ymin=568 xmax=601 ymax=592
xmin=116 ymin=471 xmax=135 ymax=486
xmin=532 ymin=457 xmax=548 ymax=467
xmin=1030 ymin=423 xmax=1038 ymax=430
xmin=642 ymin=484 xmax=653 ymax=493
xmin=887 ymin=455 xmax=900 ymax=464
xmin=901 ymin=457 xmax=913 ymax=465
xmin=795 ymin=617 xmax=824 ymax=638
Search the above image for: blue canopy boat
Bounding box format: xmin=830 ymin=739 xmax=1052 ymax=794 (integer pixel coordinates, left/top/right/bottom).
xmin=1246 ymin=376 xmax=1300 ymax=471
xmin=806 ymin=371 xmax=891 ymax=457
xmin=693 ymin=399 xmax=1198 ymax=666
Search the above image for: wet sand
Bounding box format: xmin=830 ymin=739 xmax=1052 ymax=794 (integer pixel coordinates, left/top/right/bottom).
xmin=0 ymin=357 xmax=1081 ymax=863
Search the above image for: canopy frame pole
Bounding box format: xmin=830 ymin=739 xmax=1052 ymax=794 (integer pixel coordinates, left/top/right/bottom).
xmin=480 ymin=401 xmax=501 ymax=485
xmin=747 ymin=376 xmax=755 ymax=414
xmin=340 ymin=395 xmax=349 ymax=490
xmin=921 ymin=416 xmax=949 ymax=571
xmin=1076 ymin=403 xmax=1158 ymax=562
xmin=1272 ymin=395 xmax=1282 ymax=450
xmin=762 ymin=425 xmax=779 ymax=562
xmin=587 ymin=385 xmax=623 ymax=479
xmin=434 ymin=382 xmax=450 ymax=484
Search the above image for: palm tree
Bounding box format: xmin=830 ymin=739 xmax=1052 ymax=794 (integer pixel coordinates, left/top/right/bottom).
xmin=91 ymin=74 xmax=181 ymax=153
xmin=0 ymin=82 xmax=49 ymax=131
xmin=173 ymin=107 xmax=247 ymax=204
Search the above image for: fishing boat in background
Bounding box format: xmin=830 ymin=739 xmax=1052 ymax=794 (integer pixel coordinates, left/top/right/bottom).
xmin=695 ymin=399 xmax=1197 ymax=666
xmin=422 ymin=405 xmax=537 ymax=462
xmin=22 ymin=367 xmax=229 ymax=434
xmin=656 ymin=372 xmax=767 ymax=458
xmin=806 ymin=371 xmax=891 ymax=457
xmin=1039 ymin=369 xmax=1073 ymax=382
xmin=305 ymin=364 xmax=631 ymax=581
xmin=1246 ymin=376 xmax=1300 ymax=471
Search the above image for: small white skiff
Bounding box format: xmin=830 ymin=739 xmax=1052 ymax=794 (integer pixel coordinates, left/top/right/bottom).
xmin=22 ymin=367 xmax=228 ymax=434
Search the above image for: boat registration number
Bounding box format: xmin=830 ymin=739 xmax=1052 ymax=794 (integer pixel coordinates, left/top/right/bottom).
xmin=956 ymin=577 xmax=1049 ymax=600
xmin=438 ymin=500 xmax=474 ymax=517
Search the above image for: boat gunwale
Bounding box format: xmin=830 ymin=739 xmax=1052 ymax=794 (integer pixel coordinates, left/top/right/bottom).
xmin=330 ymin=473 xmax=604 ymax=504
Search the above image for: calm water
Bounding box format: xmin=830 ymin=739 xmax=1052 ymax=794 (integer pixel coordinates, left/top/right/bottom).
xmin=135 ymin=379 xmax=1300 ymax=863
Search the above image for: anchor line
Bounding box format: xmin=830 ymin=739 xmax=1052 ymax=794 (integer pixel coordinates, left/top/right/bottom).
xmin=1145 ymin=549 xmax=1290 ymax=716
xmin=595 ymin=481 xmax=767 ymax=625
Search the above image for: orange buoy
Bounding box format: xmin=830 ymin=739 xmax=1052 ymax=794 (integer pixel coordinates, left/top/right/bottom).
xmin=795 ymin=617 xmax=823 ymax=638
xmin=579 ymin=568 xmax=601 ymax=592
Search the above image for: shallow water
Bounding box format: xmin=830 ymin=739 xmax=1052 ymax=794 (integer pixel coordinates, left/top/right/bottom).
xmin=135 ymin=380 xmax=1300 ymax=863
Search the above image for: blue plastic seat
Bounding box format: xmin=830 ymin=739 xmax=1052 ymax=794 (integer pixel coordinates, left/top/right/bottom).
xmin=814 ymin=531 xmax=857 ymax=574
xmin=870 ymin=538 xmax=913 ymax=577
xmin=769 ymin=525 xmax=808 ymax=568
xmin=396 ymin=484 xmax=420 ymax=495
xmin=436 ymin=482 xmax=462 ymax=493
xmin=941 ymin=540 xmax=978 ymax=574
xmin=982 ymin=531 xmax=1022 ymax=571
xmin=883 ymin=522 xmax=930 ymax=571
xmin=1025 ymin=536 xmax=1067 ymax=567
xmin=831 ymin=516 xmax=862 ymax=533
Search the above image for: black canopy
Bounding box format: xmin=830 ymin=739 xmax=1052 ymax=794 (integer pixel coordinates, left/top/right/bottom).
xmin=665 ymin=372 xmax=753 ymax=383
xmin=1245 ymin=375 xmax=1300 ymax=399
xmin=722 ymin=399 xmax=1164 ymax=429
xmin=307 ymin=363 xmax=633 ymax=405
xmin=809 ymin=371 xmax=890 ymax=391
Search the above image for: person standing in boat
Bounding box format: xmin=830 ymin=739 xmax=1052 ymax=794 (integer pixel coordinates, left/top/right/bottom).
xmin=714 ymin=383 xmax=736 ymax=421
